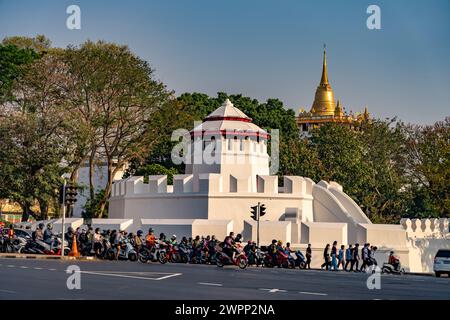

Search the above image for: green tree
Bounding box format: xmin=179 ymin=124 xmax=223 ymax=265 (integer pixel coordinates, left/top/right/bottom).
xmin=405 ymin=119 xmax=450 ymax=218
xmin=310 ymin=123 xmax=371 ymax=209
xmin=0 ymin=44 xmax=39 ymax=101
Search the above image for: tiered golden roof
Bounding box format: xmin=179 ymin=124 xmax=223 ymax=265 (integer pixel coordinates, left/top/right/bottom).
xmin=296 ymin=45 xmax=370 ymax=131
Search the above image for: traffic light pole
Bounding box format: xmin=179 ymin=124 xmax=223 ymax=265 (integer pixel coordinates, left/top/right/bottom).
xmin=257 ymin=202 xmax=260 ymax=248
xmin=61 ymin=179 xmax=66 ymax=257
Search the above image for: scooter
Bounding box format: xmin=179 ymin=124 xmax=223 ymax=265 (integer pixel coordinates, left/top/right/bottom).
xmin=138 ymin=243 xmax=167 ymax=264
xmin=216 ymin=246 xmax=248 ymax=269
xmin=293 ymin=250 xmax=307 ymax=269
xmin=107 ymin=239 xmax=137 ymax=261
xmin=178 ymin=246 xmax=190 ymax=263
xmin=381 ymin=261 xmax=405 ymax=275
xmin=165 ymin=244 xmax=181 ymax=263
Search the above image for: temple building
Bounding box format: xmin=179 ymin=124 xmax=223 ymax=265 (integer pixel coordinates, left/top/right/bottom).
xmin=297 ymin=46 xmax=370 ymax=134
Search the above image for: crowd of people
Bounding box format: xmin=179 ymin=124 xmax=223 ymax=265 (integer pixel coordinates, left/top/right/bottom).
xmin=1 ymin=223 xmax=401 ymax=272
xmin=319 ymin=241 xmax=380 ymax=272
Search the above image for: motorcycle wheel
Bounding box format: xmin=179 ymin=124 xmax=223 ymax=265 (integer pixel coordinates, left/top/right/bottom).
xmin=299 ymin=261 xmax=306 ymax=269
xmin=107 ymin=249 xmax=116 ymax=261
xmin=171 ymin=253 xmax=181 ymax=263
xmin=216 ymin=258 xmax=224 ymax=268
xmin=264 ymin=257 xmax=273 ymax=268
xmin=158 ymin=253 xmax=168 ymax=264
xmin=237 ymin=257 xmax=248 ymax=269
xmin=139 ymin=252 xmax=149 ymax=263
xmin=128 ymin=252 xmax=137 ymax=262
xmin=381 ymin=267 xmax=388 ymax=274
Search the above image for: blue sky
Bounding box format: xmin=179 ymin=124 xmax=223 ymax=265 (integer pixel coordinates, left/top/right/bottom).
xmin=1 ymin=0 xmax=449 ymax=124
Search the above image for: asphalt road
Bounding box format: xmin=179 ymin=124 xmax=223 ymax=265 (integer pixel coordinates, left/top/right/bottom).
xmin=0 ymin=258 xmax=449 ymax=300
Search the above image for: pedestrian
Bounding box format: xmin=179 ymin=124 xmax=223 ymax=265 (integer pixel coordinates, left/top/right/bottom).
xmin=350 ymin=243 xmax=360 ymax=272
xmin=321 ymin=244 xmax=330 ymax=270
xmin=305 ymin=244 xmax=312 ymax=269
xmin=330 ymin=241 xmax=338 ymax=271
xmin=344 ymin=244 xmax=353 ymax=271
xmin=338 ymin=245 xmax=345 ymax=270
xmin=93 ymin=228 xmax=103 ymax=257
xmin=360 ymin=243 xmax=370 ymax=272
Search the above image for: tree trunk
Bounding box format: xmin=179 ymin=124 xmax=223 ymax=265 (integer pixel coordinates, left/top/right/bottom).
xmin=89 ymin=148 xmax=96 ymax=203
xmin=39 ymin=201 xmax=48 ymax=220
xmin=97 ymin=162 xmax=114 ymax=218
xmin=20 ymin=202 xmax=36 ymax=222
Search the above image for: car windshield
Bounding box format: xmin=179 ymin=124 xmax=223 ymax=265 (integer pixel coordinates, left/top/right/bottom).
xmin=436 ymin=250 xmax=450 ymax=258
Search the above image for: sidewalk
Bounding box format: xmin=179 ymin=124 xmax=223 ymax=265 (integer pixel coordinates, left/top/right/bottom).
xmin=0 ymin=253 xmax=96 ymax=260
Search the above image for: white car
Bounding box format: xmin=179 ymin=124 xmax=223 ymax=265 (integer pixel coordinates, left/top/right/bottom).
xmin=433 ymin=249 xmax=450 ymax=277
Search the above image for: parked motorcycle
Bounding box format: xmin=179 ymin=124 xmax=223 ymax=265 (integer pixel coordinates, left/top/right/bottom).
xmin=216 ymin=246 xmax=248 ymax=269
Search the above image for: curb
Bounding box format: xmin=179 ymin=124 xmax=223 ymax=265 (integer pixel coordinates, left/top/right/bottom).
xmin=0 ymin=253 xmax=96 ymax=261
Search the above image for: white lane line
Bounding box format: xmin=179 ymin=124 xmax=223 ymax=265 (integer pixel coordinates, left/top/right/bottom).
xmin=198 ymin=282 xmax=223 ymax=287
xmin=80 ymin=270 xmax=182 ymax=281
xmin=34 ymin=267 xmax=43 ymax=270
xmin=0 ymin=289 xmax=17 ymax=294
xmin=260 ymin=288 xmax=287 ymax=293
xmin=20 ymin=266 xmax=29 ymax=269
xmin=48 ymin=268 xmax=56 ymax=271
xmin=7 ymin=265 xmax=15 ymax=268
xmin=299 ymin=291 xmax=328 ymax=296
xmin=155 ymin=273 xmax=182 ymax=280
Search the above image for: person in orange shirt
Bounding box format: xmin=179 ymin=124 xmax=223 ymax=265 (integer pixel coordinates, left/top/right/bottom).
xmin=145 ymin=228 xmax=156 ymax=248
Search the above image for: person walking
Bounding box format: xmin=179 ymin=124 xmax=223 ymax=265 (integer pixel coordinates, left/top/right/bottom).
xmin=350 ymin=243 xmax=360 ymax=272
xmin=344 ymin=244 xmax=353 ymax=271
xmin=305 ymin=244 xmax=312 ymax=269
xmin=360 ymin=243 xmax=370 ymax=272
xmin=321 ymin=244 xmax=330 ymax=270
xmin=330 ymin=241 xmax=338 ymax=271
xmin=338 ymin=245 xmax=345 ymax=270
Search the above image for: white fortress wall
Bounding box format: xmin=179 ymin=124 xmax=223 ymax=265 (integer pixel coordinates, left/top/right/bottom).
xmin=312 ymin=180 xmax=363 ymax=244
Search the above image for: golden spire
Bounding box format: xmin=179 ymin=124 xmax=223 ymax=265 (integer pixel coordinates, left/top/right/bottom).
xmin=310 ymin=44 xmax=336 ymax=116
xmin=320 ymin=44 xmax=329 ymax=85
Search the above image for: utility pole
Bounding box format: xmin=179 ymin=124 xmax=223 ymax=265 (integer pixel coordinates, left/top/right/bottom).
xmin=61 ymin=179 xmax=66 ymax=257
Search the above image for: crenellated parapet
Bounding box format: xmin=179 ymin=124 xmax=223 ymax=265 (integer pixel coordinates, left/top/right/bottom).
xmin=400 ymin=218 xmax=449 ymax=238
xmin=111 ymin=174 xmax=315 ymax=197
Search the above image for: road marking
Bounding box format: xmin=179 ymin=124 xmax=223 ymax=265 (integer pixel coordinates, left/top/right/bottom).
xmin=7 ymin=265 xmax=14 ymax=268
xmin=299 ymin=291 xmax=328 ymax=296
xmin=34 ymin=267 xmax=43 ymax=270
xmin=48 ymin=268 xmax=56 ymax=271
xmin=198 ymin=282 xmax=223 ymax=287
xmin=20 ymin=266 xmax=29 ymax=269
xmin=0 ymin=289 xmax=17 ymax=294
xmin=260 ymin=288 xmax=287 ymax=293
xmin=80 ymin=270 xmax=182 ymax=281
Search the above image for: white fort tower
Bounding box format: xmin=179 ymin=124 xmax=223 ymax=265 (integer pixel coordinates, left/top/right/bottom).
xmin=107 ymin=99 xmax=449 ymax=272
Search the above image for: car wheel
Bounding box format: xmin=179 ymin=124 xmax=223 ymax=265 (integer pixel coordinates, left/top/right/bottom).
xmin=435 ymin=272 xmax=441 ymax=278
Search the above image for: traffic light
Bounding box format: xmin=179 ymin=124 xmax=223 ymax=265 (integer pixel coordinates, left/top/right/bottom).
xmin=259 ymin=204 xmax=266 ymax=217
xmin=60 ymin=184 xmax=78 ymax=206
xmin=250 ymin=205 xmax=258 ymax=221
